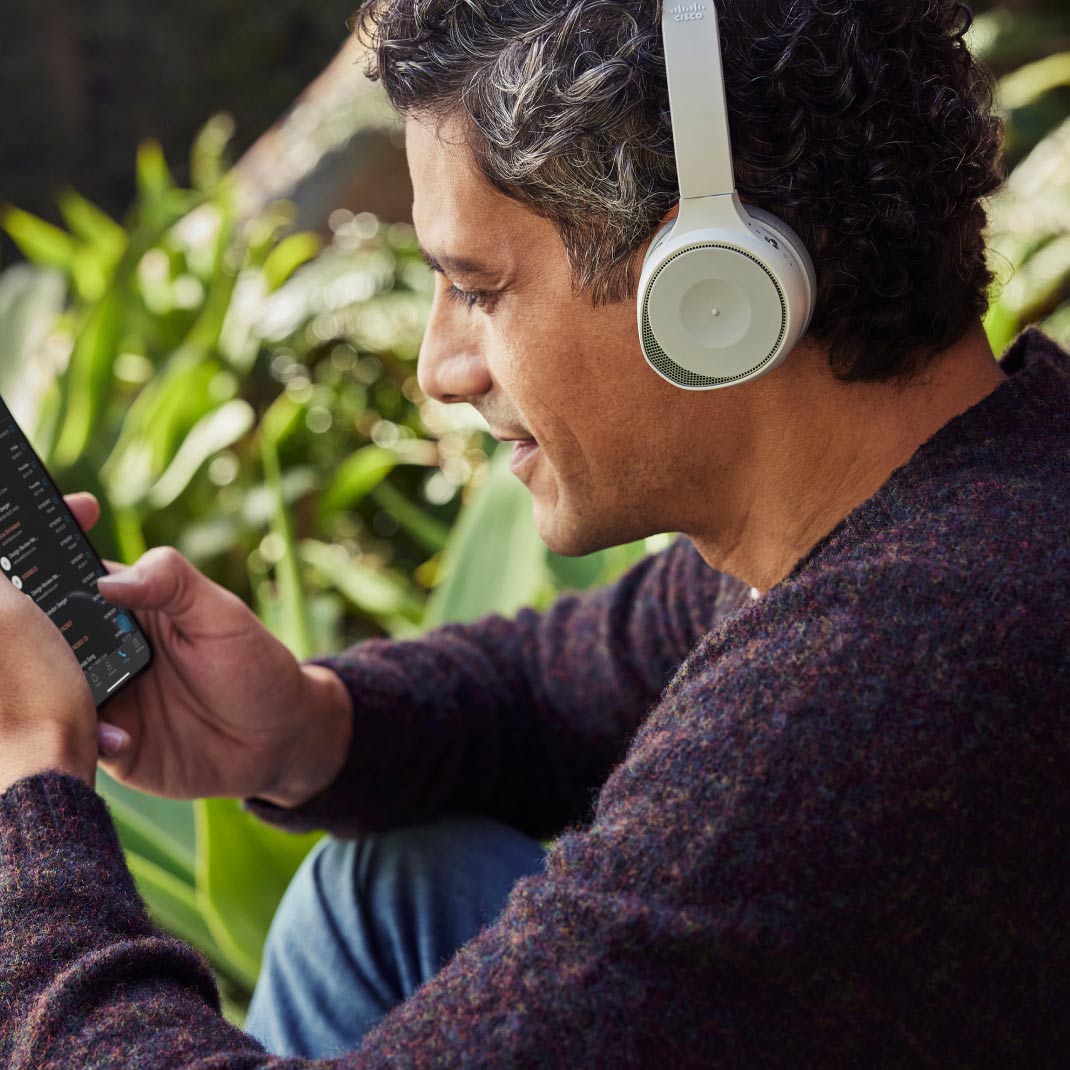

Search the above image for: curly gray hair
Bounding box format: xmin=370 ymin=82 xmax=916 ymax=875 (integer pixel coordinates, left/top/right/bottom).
xmin=353 ymin=0 xmax=1005 ymax=382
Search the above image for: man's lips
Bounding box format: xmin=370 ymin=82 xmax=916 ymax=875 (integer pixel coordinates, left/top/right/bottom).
xmin=508 ymin=438 xmax=539 ymax=476
xmin=489 ymin=430 xmax=540 ymax=476
xmin=486 ymin=428 xmax=539 ymax=475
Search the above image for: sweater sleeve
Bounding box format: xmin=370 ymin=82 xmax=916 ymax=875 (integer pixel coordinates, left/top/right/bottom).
xmin=2 ymin=558 xmax=1062 ymax=1068
xmin=243 ymin=536 xmax=745 ymax=840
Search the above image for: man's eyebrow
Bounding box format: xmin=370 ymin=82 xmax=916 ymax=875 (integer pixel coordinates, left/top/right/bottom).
xmin=417 ymin=244 xmax=500 ymax=281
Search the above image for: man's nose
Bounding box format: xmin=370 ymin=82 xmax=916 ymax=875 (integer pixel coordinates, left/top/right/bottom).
xmin=417 ymin=290 xmax=493 ymax=404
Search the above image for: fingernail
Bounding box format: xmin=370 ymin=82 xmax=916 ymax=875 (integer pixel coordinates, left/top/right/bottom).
xmin=98 ymin=567 xmax=143 ymax=590
xmin=98 ymin=724 xmax=129 ymax=756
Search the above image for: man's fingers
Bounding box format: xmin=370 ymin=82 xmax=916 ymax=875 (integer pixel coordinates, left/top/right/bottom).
xmin=64 ymin=492 xmax=100 ymax=532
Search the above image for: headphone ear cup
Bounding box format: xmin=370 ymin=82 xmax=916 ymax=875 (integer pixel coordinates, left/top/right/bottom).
xmin=741 ymin=206 xmax=817 ymax=314
xmin=642 ymin=218 xmax=677 ymax=269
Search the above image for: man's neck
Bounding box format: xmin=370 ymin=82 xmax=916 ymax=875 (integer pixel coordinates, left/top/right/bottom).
xmin=687 ymin=325 xmax=1008 ymax=593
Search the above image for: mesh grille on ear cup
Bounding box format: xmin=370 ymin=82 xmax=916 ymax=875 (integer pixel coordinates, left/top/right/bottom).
xmin=640 ymin=243 xmax=788 ymax=388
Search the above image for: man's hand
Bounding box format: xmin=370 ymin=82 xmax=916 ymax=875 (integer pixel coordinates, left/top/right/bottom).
xmin=0 ymin=537 xmax=98 ymax=795
xmin=67 ymin=493 xmax=354 ymax=806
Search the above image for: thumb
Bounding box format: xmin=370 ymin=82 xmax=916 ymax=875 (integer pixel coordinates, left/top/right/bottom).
xmin=96 ymin=546 xmax=206 ymax=618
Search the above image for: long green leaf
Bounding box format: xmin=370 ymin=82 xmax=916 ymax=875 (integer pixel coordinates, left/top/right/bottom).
xmin=102 ymin=788 xmax=196 ymax=885
xmin=57 ymin=189 xmax=128 ymax=262
xmin=52 ymin=290 xmax=123 ymax=466
xmin=261 ymin=394 xmax=313 ymax=658
xmin=194 ymin=797 xmax=322 ymax=991
xmin=300 ymin=537 xmax=423 ymax=629
xmin=124 ymin=851 xmax=237 ymax=981
xmin=0 ymin=206 xmax=80 ymax=269
xmin=318 ymin=444 xmax=398 ymax=523
xmin=370 ymin=478 xmax=450 ymax=555
xmin=148 ymin=399 xmax=255 ymax=508
xmin=262 ymin=232 xmax=323 ymax=292
xmin=423 ymin=445 xmax=548 ymax=627
xmin=95 ymin=768 xmax=196 ymax=868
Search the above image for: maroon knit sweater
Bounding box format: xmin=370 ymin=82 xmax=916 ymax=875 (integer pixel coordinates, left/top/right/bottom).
xmin=1 ymin=327 xmax=1067 ymax=1068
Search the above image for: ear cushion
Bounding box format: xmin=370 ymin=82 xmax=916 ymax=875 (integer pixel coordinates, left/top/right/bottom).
xmin=741 ymin=206 xmax=817 ymax=311
xmin=642 ymin=218 xmax=677 ymax=267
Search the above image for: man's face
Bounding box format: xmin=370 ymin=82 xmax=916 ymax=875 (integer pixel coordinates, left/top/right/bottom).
xmin=408 ymin=115 xmax=738 ymax=556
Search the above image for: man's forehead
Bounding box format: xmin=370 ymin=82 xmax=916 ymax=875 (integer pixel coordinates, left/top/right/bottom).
xmin=406 ymin=118 xmax=500 ymax=233
xmin=405 ymin=116 xmax=553 ymax=272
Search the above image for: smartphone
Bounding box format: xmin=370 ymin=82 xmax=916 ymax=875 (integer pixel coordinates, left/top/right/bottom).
xmin=0 ymin=395 xmax=153 ymax=707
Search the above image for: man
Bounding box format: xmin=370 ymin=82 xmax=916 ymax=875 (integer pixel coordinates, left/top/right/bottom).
xmin=1 ymin=1 xmax=1067 ymax=1066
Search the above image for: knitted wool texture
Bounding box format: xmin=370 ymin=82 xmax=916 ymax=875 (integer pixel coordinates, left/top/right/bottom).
xmin=1 ymin=327 xmax=1067 ymax=1068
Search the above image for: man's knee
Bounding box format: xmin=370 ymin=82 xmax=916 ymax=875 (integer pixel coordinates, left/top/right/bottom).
xmin=260 ymin=814 xmax=546 ymax=969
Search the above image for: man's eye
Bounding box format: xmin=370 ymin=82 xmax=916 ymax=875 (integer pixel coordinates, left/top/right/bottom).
xmin=446 ymin=283 xmax=495 ymax=311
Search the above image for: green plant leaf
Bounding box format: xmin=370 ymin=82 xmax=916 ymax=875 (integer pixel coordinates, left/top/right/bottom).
xmin=96 ymin=768 xmax=197 ymax=867
xmin=1 ymin=206 xmax=80 ymax=270
xmin=262 ymin=232 xmax=323 ymax=292
xmin=148 ymin=399 xmax=256 ymax=508
xmin=100 ymin=349 xmax=222 ymax=505
xmin=300 ymin=537 xmax=424 ymax=628
xmin=52 ymin=289 xmax=124 ymax=466
xmin=318 ymin=444 xmax=398 ymax=523
xmin=136 ymin=140 xmax=175 ymax=207
xmin=103 ymin=789 xmax=197 ymax=885
xmin=57 ymin=189 xmax=128 ymax=262
xmin=124 ymin=851 xmax=237 ymax=981
xmin=370 ymin=478 xmax=450 ymax=555
xmin=998 ymin=52 xmax=1070 ymax=111
xmin=261 ymin=395 xmax=314 ymax=657
xmin=194 ymin=797 xmax=322 ymax=991
xmin=423 ymin=445 xmax=547 ymax=627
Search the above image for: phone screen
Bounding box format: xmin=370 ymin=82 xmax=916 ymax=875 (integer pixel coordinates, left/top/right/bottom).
xmin=0 ymin=396 xmax=153 ymax=707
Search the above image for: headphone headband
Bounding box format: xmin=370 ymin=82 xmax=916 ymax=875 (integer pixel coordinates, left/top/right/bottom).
xmin=663 ymin=2 xmax=734 ymax=200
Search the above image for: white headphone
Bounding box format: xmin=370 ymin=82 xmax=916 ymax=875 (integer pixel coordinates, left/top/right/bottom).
xmin=637 ymin=1 xmax=817 ymax=390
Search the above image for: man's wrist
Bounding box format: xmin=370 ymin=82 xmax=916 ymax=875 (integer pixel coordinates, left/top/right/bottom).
xmin=0 ymin=731 xmax=95 ymax=797
xmin=257 ymin=663 xmax=354 ymax=810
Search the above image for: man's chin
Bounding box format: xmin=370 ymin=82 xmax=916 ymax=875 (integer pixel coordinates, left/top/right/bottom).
xmin=530 ymin=495 xmax=630 ymax=558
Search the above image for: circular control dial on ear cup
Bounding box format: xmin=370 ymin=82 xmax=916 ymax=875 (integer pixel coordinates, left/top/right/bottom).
xmin=643 ymin=243 xmax=787 ymax=384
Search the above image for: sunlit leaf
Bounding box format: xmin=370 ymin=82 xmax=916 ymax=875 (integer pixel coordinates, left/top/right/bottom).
xmin=1 ymin=205 xmax=80 ymax=270
xmin=301 ymin=537 xmax=423 ymax=629
xmin=57 ymin=189 xmax=128 ymax=261
xmin=262 ymin=232 xmax=323 ymax=292
xmin=52 ymin=289 xmax=123 ymax=466
xmin=423 ymin=445 xmax=547 ymax=627
xmin=125 ymin=851 xmax=239 ymax=983
xmin=998 ymin=52 xmax=1070 ymax=111
xmin=195 ymin=797 xmax=322 ymax=991
xmin=136 ymin=139 xmax=175 ymax=206
xmin=318 ymin=444 xmax=398 ymax=523
xmin=148 ymin=399 xmax=256 ymax=508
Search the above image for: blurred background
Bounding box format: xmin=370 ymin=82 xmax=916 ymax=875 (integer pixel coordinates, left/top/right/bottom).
xmin=0 ymin=0 xmax=1067 ymax=1027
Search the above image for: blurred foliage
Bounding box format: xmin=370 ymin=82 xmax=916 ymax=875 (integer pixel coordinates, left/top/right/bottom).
xmin=0 ymin=3 xmax=1066 ymax=1028
xmin=968 ymin=4 xmax=1070 ymax=351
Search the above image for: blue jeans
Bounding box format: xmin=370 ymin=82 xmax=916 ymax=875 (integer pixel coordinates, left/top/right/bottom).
xmin=244 ymin=814 xmax=548 ymax=1058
